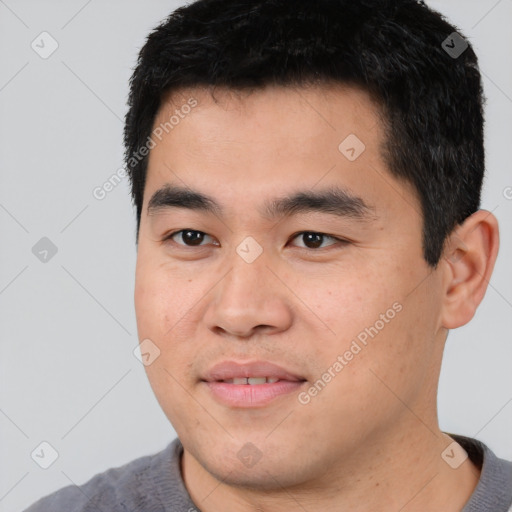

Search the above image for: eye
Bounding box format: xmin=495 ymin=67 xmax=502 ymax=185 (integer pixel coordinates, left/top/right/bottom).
xmin=164 ymin=229 xmax=218 ymax=247
xmin=162 ymin=229 xmax=347 ymax=251
xmin=289 ymin=231 xmax=346 ymax=250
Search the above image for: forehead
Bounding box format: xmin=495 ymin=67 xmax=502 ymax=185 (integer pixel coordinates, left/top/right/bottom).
xmin=148 ymin=84 xmax=379 ymax=177
xmin=144 ymin=84 xmax=419 ymax=222
xmin=154 ymin=83 xmax=382 ymax=144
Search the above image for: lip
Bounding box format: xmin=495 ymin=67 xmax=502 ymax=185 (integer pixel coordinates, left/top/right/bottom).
xmin=201 ymin=360 xmax=307 ymax=408
xmin=203 ymin=360 xmax=305 ymax=382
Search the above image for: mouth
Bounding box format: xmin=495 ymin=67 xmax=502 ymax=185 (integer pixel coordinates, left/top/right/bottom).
xmin=220 ymin=377 xmax=281 ymax=384
xmin=201 ymin=360 xmax=307 ymax=407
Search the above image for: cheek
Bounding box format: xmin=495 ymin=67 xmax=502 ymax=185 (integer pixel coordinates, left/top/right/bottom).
xmin=300 ymin=268 xmax=392 ymax=347
xmin=134 ymin=263 xmax=200 ymax=425
xmin=326 ymin=283 xmax=441 ymax=418
xmin=134 ymin=260 xmax=205 ymax=393
xmin=134 ymin=271 xmax=163 ymax=338
xmin=134 ymin=259 xmax=197 ymax=336
xmin=298 ymin=262 xmax=429 ymax=385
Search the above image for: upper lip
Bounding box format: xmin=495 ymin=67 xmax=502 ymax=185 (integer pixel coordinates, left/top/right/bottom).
xmin=202 ymin=360 xmax=306 ymax=382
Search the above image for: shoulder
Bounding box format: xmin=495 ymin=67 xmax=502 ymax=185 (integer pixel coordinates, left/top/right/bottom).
xmin=23 ymin=440 xmax=181 ymax=512
xmin=449 ymin=433 xmax=512 ymax=512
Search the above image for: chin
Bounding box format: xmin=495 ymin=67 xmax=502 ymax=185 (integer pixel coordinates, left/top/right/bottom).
xmin=190 ymin=440 xmax=317 ymax=491
xmin=206 ymin=461 xmax=307 ymax=491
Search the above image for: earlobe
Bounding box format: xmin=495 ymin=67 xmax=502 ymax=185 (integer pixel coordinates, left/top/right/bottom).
xmin=440 ymin=210 xmax=500 ymax=329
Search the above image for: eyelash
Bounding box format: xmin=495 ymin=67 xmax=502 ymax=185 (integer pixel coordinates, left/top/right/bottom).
xmin=161 ymin=229 xmax=348 ymax=251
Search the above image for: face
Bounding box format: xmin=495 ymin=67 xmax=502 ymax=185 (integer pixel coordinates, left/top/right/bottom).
xmin=134 ymin=84 xmax=446 ymax=488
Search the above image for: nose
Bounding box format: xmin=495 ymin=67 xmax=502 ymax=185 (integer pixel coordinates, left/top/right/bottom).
xmin=202 ymin=246 xmax=293 ymax=339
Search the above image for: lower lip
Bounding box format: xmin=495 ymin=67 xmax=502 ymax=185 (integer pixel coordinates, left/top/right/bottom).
xmin=204 ymin=380 xmax=305 ymax=407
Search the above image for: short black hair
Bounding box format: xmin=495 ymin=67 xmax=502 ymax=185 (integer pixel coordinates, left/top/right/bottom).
xmin=124 ymin=0 xmax=485 ymax=267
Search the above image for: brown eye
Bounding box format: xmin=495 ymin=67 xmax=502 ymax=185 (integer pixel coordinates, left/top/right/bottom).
xmin=291 ymin=231 xmax=340 ymax=250
xmin=166 ymin=229 xmax=216 ymax=247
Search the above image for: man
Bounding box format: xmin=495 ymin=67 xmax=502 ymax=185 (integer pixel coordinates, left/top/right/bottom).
xmin=25 ymin=0 xmax=511 ymax=510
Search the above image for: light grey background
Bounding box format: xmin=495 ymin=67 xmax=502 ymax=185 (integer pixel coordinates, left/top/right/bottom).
xmin=1 ymin=1 xmax=511 ymax=510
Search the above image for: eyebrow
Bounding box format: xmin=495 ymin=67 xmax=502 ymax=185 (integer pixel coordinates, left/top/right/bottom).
xmin=147 ymin=184 xmax=375 ymax=222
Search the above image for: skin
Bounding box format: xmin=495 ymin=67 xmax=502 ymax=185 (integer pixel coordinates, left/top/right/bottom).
xmin=134 ymin=84 xmax=499 ymax=511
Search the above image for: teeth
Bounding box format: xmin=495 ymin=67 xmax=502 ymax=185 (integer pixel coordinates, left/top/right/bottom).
xmin=222 ymin=377 xmax=280 ymax=385
xmin=248 ymin=377 xmax=267 ymax=385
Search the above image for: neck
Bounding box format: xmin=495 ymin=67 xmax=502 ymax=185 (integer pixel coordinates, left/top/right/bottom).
xmin=181 ymin=422 xmax=480 ymax=512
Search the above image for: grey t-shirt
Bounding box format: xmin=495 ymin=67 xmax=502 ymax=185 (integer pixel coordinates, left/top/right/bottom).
xmin=23 ymin=433 xmax=512 ymax=511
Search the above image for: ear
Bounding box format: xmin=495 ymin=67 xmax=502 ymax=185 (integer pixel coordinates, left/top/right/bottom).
xmin=439 ymin=210 xmax=500 ymax=329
